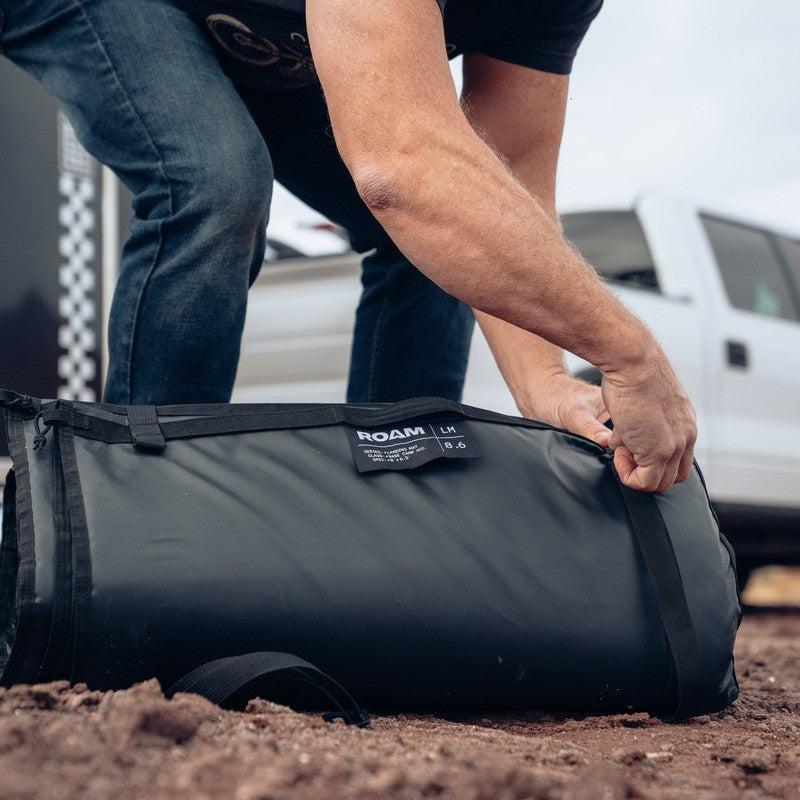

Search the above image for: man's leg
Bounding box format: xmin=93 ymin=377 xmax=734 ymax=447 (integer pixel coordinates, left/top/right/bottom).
xmin=347 ymin=243 xmax=475 ymax=403
xmin=1 ymin=0 xmax=273 ymax=403
xmin=245 ymin=95 xmax=474 ymax=403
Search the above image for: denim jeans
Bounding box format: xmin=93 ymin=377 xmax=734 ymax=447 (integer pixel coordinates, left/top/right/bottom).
xmin=0 ymin=0 xmax=474 ymax=404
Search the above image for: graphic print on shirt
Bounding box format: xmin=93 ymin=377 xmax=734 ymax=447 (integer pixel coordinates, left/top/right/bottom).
xmin=206 ymin=13 xmax=318 ymax=86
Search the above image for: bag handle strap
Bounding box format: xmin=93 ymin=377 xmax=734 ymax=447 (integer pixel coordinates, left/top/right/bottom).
xmin=615 ymin=473 xmax=707 ymax=721
xmin=127 ymin=405 xmax=166 ymax=453
xmin=166 ymin=651 xmax=369 ymax=728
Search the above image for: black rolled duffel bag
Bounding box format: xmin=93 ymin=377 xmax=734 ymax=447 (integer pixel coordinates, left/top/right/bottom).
xmin=0 ymin=389 xmax=739 ymax=725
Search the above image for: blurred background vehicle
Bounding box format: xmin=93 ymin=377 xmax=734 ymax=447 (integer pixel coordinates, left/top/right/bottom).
xmin=237 ymin=196 xmax=800 ymax=587
xmin=2 ymin=1 xmax=799 ymax=588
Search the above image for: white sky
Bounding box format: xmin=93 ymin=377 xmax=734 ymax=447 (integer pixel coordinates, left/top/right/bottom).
xmin=270 ymin=0 xmax=800 ymax=243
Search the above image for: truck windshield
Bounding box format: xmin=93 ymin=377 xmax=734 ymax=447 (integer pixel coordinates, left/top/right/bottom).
xmin=560 ymin=211 xmax=659 ymax=292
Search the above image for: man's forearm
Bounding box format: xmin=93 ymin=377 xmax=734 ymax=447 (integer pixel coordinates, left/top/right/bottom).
xmin=474 ymin=311 xmax=564 ymax=409
xmin=469 ymin=154 xmax=570 ymax=411
xmin=354 ymin=137 xmax=655 ymax=376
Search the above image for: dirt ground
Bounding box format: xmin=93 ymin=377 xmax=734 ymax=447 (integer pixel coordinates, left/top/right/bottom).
xmin=0 ymin=607 xmax=797 ymax=799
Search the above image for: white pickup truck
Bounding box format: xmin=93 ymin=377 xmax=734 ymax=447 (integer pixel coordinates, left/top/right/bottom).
xmin=236 ymin=194 xmax=800 ymax=583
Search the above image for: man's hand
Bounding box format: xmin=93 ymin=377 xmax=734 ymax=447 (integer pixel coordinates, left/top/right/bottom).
xmin=515 ymin=358 xmax=697 ymax=493
xmin=476 ymin=312 xmax=695 ymax=492
xmin=602 ymin=353 xmax=697 ymax=492
xmin=519 ymin=371 xmax=612 ymax=447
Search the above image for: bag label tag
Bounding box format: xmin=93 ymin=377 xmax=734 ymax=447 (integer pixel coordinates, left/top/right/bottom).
xmin=344 ymin=419 xmax=481 ymax=473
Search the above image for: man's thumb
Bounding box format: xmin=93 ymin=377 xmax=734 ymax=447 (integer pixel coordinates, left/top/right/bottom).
xmin=576 ymin=413 xmax=613 ymax=447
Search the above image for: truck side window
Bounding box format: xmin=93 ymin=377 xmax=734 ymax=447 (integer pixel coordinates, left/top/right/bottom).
xmin=560 ymin=211 xmax=659 ymax=292
xmin=774 ymin=236 xmax=800 ymax=305
xmin=701 ymin=216 xmax=800 ymax=322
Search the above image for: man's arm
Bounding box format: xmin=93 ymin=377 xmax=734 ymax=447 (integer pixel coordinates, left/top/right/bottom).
xmin=462 ymin=53 xmax=612 ymax=446
xmin=306 ymin=0 xmax=696 ymax=491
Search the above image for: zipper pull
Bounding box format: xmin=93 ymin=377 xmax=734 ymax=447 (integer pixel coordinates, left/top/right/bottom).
xmin=32 ymin=411 xmax=54 ymax=451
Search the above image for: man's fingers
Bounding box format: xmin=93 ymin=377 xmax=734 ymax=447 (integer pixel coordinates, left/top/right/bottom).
xmin=572 ymin=411 xmax=613 ymax=447
xmin=592 ymin=427 xmax=613 ymax=448
xmin=609 ymin=430 xmax=698 ymax=492
xmin=675 ymin=438 xmax=696 ymax=484
xmin=555 ymin=384 xmax=612 ymax=447
xmin=612 ymin=445 xmax=636 ymax=481
xmin=627 ymin=463 xmax=668 ymax=492
xmin=613 ymin=445 xmax=667 ymax=492
xmin=585 ymin=386 xmax=611 ymax=425
xmin=656 ymin=450 xmax=683 ymax=493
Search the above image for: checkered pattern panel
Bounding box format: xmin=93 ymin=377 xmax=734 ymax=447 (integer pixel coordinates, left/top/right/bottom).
xmin=57 ymin=116 xmax=98 ymax=401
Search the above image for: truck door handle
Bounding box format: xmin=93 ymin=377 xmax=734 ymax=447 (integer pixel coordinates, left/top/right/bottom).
xmin=725 ymin=340 xmax=749 ymax=369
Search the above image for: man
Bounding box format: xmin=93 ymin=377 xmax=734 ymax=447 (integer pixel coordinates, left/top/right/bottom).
xmin=1 ymin=0 xmax=696 ymax=492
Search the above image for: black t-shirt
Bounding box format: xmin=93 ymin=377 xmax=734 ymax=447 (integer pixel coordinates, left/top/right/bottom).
xmin=178 ymin=0 xmax=603 ymax=90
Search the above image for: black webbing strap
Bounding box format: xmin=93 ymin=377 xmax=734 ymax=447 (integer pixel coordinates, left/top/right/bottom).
xmin=38 ymin=396 xmax=605 ymax=455
xmin=166 ymin=651 xmax=369 ymax=728
xmin=615 ymin=474 xmax=707 ymax=721
xmin=127 ymin=405 xmax=166 ymax=452
xmin=0 ymin=389 xmax=38 ymax=415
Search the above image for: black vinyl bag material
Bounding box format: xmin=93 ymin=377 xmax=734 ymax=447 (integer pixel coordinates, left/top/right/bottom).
xmin=0 ymin=389 xmax=740 ymax=724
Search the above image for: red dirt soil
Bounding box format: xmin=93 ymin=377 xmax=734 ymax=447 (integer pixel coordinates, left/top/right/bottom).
xmin=0 ymin=612 xmax=797 ymax=800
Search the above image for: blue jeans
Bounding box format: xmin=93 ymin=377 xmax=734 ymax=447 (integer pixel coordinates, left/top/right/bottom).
xmin=0 ymin=0 xmax=474 ymax=404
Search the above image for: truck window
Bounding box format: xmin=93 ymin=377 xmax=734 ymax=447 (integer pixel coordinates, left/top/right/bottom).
xmin=560 ymin=211 xmax=659 ymax=292
xmin=701 ymin=216 xmax=800 ymax=322
xmin=774 ymin=235 xmax=800 ymax=303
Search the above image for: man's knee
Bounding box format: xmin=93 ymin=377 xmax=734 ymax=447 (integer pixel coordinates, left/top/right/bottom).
xmin=125 ymin=133 xmax=273 ymax=313
xmin=171 ymin=134 xmax=273 ymax=240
